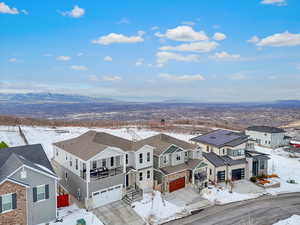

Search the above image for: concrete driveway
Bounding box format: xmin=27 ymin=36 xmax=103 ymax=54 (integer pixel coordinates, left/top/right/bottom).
xmin=164 ymin=187 xmax=211 ymax=211
xmin=92 ymin=201 xmax=145 ymax=225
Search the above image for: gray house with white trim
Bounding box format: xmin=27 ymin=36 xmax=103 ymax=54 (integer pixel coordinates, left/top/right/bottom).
xmin=0 ymin=144 xmax=58 ymax=225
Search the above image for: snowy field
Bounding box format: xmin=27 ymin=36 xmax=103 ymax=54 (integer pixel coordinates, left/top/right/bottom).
xmin=273 ymin=215 xmax=300 ymax=225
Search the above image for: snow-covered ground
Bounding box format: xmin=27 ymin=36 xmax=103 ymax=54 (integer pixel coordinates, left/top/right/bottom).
xmin=39 ymin=204 xmax=103 ymax=225
xmin=273 ymin=215 xmax=300 ymax=225
xmin=132 ymin=191 xmax=187 ymax=224
xmin=0 ymin=125 xmax=194 ymax=159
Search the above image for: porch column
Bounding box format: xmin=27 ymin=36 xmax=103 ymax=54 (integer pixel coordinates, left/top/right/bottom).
xmin=86 ymin=161 xmax=90 ymax=183
xmin=123 ymin=154 xmax=126 ymax=173
xmin=192 ymin=169 xmax=195 ymax=185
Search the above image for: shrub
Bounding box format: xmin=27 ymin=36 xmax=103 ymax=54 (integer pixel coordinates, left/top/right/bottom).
xmin=0 ymin=141 xmax=8 ymax=149
xmin=250 ymin=176 xmax=257 ymax=183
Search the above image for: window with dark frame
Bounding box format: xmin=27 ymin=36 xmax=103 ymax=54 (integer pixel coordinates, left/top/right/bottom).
xmin=139 ymin=172 xmax=143 ymax=181
xmin=147 ymin=152 xmax=150 ymax=162
xmin=139 ymin=153 xmax=143 ymax=164
xmin=147 ymin=170 xmax=150 ymax=179
xmin=110 ymin=157 xmax=114 ymax=167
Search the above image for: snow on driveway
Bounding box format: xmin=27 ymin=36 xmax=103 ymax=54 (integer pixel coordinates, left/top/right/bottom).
xmin=133 ymin=191 xmax=187 ymax=224
xmin=273 ymin=215 xmax=300 ymax=225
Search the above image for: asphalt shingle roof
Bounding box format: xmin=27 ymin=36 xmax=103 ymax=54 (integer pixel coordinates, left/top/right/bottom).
xmin=191 ymin=129 xmax=248 ymax=148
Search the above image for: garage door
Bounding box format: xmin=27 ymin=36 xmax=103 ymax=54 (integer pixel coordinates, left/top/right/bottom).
xmin=217 ymin=171 xmax=225 ymax=182
xmin=169 ymin=177 xmax=185 ymax=192
xmin=92 ymin=184 xmax=123 ymax=208
xmin=232 ymin=168 xmax=245 ymax=180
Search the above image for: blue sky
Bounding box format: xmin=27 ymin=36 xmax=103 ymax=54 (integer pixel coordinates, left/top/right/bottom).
xmin=1 ymin=0 xmax=300 ymax=102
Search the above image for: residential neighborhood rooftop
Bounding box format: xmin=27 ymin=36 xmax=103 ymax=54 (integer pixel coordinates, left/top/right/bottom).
xmin=246 ymin=126 xmax=285 ymax=133
xmin=190 ymin=129 xmax=248 ymax=148
xmin=160 ymin=159 xmax=206 ymax=175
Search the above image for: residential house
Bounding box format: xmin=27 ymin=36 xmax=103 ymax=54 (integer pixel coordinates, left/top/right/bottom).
xmin=190 ymin=129 xmax=269 ymax=183
xmin=0 ymin=144 xmax=58 ymax=225
xmin=53 ymin=131 xmax=154 ymax=209
xmin=135 ymin=133 xmax=208 ymax=193
xmin=245 ymin=126 xmax=290 ymax=148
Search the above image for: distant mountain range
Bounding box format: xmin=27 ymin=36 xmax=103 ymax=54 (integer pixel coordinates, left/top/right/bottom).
xmin=0 ymin=93 xmax=119 ymax=104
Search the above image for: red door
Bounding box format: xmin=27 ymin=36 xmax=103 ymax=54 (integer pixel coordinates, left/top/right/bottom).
xmin=57 ymin=194 xmax=69 ymax=208
xmin=169 ymin=177 xmax=185 ymax=192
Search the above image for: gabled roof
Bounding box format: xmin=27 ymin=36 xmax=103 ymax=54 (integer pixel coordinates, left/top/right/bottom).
xmin=0 ymin=144 xmax=57 ymax=184
xmin=160 ymin=159 xmax=205 ymax=175
xmin=191 ymin=129 xmax=248 ymax=148
xmin=54 ymin=131 xmax=153 ymax=160
xmin=133 ymin=133 xmax=196 ymax=156
xmin=246 ymin=126 xmax=285 ymax=133
xmin=203 ymin=152 xmax=247 ymax=167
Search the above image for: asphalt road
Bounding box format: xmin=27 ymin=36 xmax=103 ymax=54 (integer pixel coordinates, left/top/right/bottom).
xmin=165 ymin=193 xmax=300 ymax=225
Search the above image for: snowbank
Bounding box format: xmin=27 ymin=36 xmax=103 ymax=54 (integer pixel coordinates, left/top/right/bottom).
xmin=273 ymin=215 xmax=300 ymax=225
xmin=39 ymin=204 xmax=103 ymax=225
xmin=133 ymin=191 xmax=186 ymax=224
xmin=202 ymin=186 xmax=261 ymax=205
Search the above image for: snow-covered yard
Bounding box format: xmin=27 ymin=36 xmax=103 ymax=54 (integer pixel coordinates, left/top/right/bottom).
xmin=273 ymin=215 xmax=300 ymax=225
xmin=39 ymin=204 xmax=103 ymax=225
xmin=132 ymin=191 xmax=187 ymax=224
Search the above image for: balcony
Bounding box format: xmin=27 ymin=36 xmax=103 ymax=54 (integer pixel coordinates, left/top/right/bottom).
xmin=90 ymin=167 xmax=123 ymax=180
xmin=228 ymin=149 xmax=245 ymax=157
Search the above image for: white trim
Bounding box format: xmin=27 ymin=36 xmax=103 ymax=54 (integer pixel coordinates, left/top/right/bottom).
xmin=23 ymin=165 xmax=58 ymax=180
xmin=88 ymin=147 xmax=125 ymax=162
xmin=0 ymin=193 xmax=14 ymax=214
xmin=35 ymin=184 xmax=47 ymax=202
xmin=0 ymin=177 xmax=30 ymax=187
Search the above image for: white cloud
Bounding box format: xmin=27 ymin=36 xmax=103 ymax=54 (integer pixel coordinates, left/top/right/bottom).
xmin=247 ymin=36 xmax=260 ymax=43
xmin=103 ymin=56 xmax=113 ymax=62
xmin=159 ymin=41 xmax=218 ymax=53
xmin=8 ymin=58 xmax=18 ymax=62
xmin=43 ymin=53 xmax=52 ymax=57
xmin=156 ymin=51 xmax=199 ymax=66
xmin=56 ymin=56 xmax=71 ymax=61
xmin=102 ymin=75 xmax=122 ymax=81
xmin=151 ymin=26 xmax=159 ymax=30
xmin=155 ymin=26 xmax=208 ymax=42
xmin=92 ymin=31 xmax=144 ymax=45
xmin=70 ymin=65 xmax=87 ymax=70
xmin=159 ymin=73 xmax=205 ymax=81
xmin=181 ymin=21 xmax=195 ymax=26
xmin=228 ymin=73 xmax=247 ymax=80
xmin=62 ymin=5 xmax=85 ymax=18
xmin=0 ymin=2 xmax=19 ymax=14
xmin=135 ymin=58 xmax=144 ymax=66
xmin=117 ymin=17 xmax=129 ymax=24
xmin=254 ymin=32 xmax=300 ymax=47
xmin=210 ymin=51 xmax=240 ymax=61
xmin=261 ymin=0 xmax=287 ymax=6
xmin=213 ymin=32 xmax=226 ymax=41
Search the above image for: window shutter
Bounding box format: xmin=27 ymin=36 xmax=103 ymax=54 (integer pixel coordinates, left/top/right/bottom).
xmin=0 ymin=196 xmax=2 ymax=213
xmin=45 ymin=184 xmax=49 ymax=199
xmin=33 ymin=187 xmax=37 ymax=202
xmin=12 ymin=193 xmax=17 ymax=209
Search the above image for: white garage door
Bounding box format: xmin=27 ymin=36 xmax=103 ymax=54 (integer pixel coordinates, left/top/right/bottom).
xmin=92 ymin=184 xmax=123 ymax=208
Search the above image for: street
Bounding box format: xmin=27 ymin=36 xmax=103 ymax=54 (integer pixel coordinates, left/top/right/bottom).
xmin=164 ymin=193 xmax=300 ymax=225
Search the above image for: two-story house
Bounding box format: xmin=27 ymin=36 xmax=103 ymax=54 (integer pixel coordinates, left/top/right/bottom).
xmin=0 ymin=144 xmax=58 ymax=225
xmin=191 ymin=129 xmax=269 ymax=183
xmin=53 ymin=131 xmax=154 ymax=209
xmin=135 ymin=133 xmax=208 ymax=193
xmin=245 ymin=126 xmax=290 ymax=148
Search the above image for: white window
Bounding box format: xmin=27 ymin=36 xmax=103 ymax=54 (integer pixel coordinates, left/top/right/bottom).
xmin=147 ymin=170 xmax=151 ymax=179
xmin=69 ymin=158 xmax=72 ymax=167
xmin=147 ymin=152 xmax=150 ymax=162
xmin=176 ymin=153 xmax=181 ymax=161
xmin=139 ymin=153 xmax=143 ymax=164
xmin=36 ymin=185 xmax=46 ymax=201
xmin=126 ymin=154 xmax=128 ymax=164
xmin=1 ymin=193 xmax=13 ymax=212
xmin=92 ymin=161 xmax=97 ymax=169
xmin=163 ymin=156 xmax=167 ymax=163
xmin=75 ymin=159 xmax=78 ymax=170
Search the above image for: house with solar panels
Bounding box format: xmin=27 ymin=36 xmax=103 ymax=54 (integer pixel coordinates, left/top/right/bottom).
xmin=190 ymin=129 xmax=269 ymax=183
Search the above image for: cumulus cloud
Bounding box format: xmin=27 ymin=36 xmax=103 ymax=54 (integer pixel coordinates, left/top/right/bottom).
xmin=159 ymin=73 xmax=205 ymax=81
xmin=70 ymin=65 xmax=88 ymax=70
xmin=213 ymin=32 xmax=226 ymax=41
xmin=251 ymin=32 xmax=300 ymax=47
xmin=228 ymin=73 xmax=247 ymax=80
xmin=181 ymin=21 xmax=195 ymax=26
xmin=210 ymin=51 xmax=240 ymax=61
xmin=102 ymin=75 xmax=122 ymax=81
xmin=155 ymin=26 xmax=208 ymax=42
xmin=61 ymin=5 xmax=85 ymax=18
xmin=159 ymin=41 xmax=218 ymax=53
xmin=103 ymin=56 xmax=113 ymax=62
xmin=56 ymin=56 xmax=71 ymax=61
xmin=247 ymin=36 xmax=260 ymax=43
xmin=260 ymin=0 xmax=287 ymax=6
xmin=135 ymin=58 xmax=144 ymax=66
xmin=92 ymin=31 xmax=144 ymax=45
xmin=156 ymin=51 xmax=199 ymax=66
xmin=0 ymin=2 xmax=19 ymax=14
